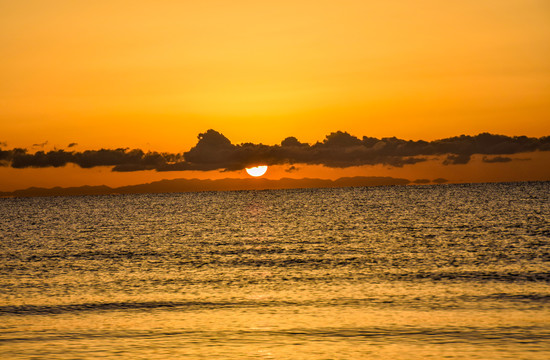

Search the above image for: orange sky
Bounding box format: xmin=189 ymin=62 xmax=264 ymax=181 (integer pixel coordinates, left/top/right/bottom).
xmin=1 ymin=1 xmax=549 ymax=191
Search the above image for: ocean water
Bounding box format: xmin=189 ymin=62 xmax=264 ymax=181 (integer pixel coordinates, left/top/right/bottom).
xmin=0 ymin=182 xmax=549 ymax=359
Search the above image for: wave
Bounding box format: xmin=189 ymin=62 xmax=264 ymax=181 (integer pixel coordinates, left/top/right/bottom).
xmin=2 ymin=291 xmax=549 ymax=316
xmin=0 ymin=300 xmax=264 ymax=316
xmin=2 ymin=325 xmax=549 ymax=345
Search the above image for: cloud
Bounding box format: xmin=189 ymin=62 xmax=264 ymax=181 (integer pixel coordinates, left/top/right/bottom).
xmin=0 ymin=149 xmax=13 ymax=164
xmin=181 ymin=130 xmax=550 ymax=170
xmin=1 ymin=130 xmax=549 ymax=172
xmin=413 ymin=179 xmax=430 ymax=184
xmin=67 ymin=143 xmax=78 ymax=148
xmin=482 ymin=156 xmax=513 ymax=163
xmin=432 ymin=178 xmax=448 ymax=184
xmin=442 ymin=154 xmax=471 ymax=165
xmin=32 ymin=141 xmax=48 ymax=148
xmin=2 ymin=147 xmax=185 ymax=171
xmin=181 ymin=129 xmax=429 ymax=170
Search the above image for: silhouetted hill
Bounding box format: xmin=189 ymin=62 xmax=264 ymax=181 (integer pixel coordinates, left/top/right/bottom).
xmin=0 ymin=185 xmax=114 ymax=198
xmin=0 ymin=176 xmax=418 ymax=198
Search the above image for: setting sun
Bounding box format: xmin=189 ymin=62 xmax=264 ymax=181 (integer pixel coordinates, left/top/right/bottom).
xmin=245 ymin=166 xmax=268 ymax=177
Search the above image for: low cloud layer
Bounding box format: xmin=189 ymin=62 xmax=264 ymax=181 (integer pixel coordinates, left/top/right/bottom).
xmin=0 ymin=148 xmax=185 ymax=172
xmin=482 ymin=155 xmax=513 ymax=163
xmin=1 ymin=130 xmax=549 ymax=172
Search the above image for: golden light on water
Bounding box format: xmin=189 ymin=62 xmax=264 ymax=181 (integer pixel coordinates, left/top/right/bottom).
xmin=245 ymin=166 xmax=268 ymax=177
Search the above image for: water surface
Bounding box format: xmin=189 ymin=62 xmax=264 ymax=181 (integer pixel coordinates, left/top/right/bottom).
xmin=1 ymin=182 xmax=549 ymax=359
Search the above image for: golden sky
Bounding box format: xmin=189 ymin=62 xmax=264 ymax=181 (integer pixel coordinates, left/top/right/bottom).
xmin=1 ymin=0 xmax=549 ymax=190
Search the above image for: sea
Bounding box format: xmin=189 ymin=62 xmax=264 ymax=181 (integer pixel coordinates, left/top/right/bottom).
xmin=0 ymin=182 xmax=549 ymax=359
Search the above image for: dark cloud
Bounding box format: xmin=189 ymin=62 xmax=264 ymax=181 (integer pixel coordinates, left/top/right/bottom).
xmin=181 ymin=130 xmax=428 ymax=170
xmin=1 ymin=130 xmax=549 ymax=172
xmin=32 ymin=141 xmax=48 ymax=148
xmin=413 ymin=179 xmax=430 ymax=184
xmin=68 ymin=143 xmax=78 ymax=148
xmin=0 ymin=149 xmax=13 ymax=164
xmin=432 ymin=178 xmax=449 ymax=184
xmin=2 ymin=147 xmax=185 ymax=171
xmin=285 ymin=165 xmax=299 ymax=173
xmin=181 ymin=130 xmax=549 ymax=170
xmin=442 ymin=153 xmax=471 ymax=165
xmin=0 ymin=148 xmax=24 ymax=165
xmin=281 ymin=137 xmax=308 ymax=147
xmin=482 ymin=156 xmax=513 ymax=163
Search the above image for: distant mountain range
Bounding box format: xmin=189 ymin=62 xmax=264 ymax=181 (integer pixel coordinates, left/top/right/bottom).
xmin=0 ymin=176 xmax=448 ymax=198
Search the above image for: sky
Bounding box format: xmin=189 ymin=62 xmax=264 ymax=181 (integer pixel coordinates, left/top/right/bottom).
xmin=1 ymin=0 xmax=549 ymax=191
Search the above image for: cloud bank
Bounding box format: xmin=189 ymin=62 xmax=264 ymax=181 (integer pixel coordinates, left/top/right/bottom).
xmin=1 ymin=130 xmax=549 ymax=172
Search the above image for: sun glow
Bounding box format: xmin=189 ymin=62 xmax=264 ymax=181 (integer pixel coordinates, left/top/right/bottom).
xmin=245 ymin=166 xmax=268 ymax=177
